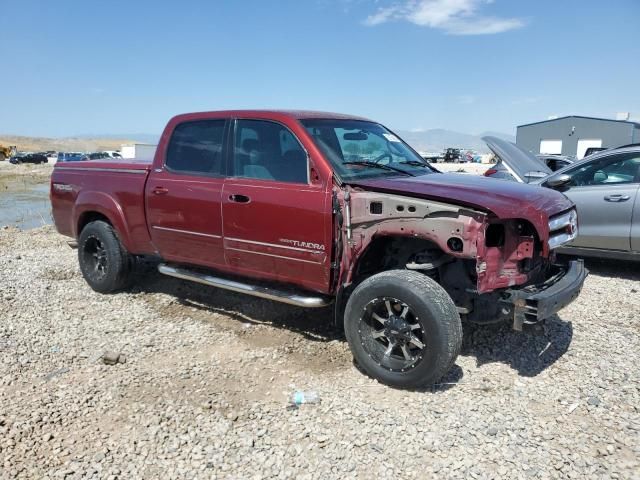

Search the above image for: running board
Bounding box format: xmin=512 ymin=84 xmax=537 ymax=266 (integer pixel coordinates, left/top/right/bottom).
xmin=158 ymin=264 xmax=331 ymax=308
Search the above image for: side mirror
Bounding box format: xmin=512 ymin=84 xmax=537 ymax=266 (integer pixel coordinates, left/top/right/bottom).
xmin=523 ymin=171 xmax=549 ymax=184
xmin=524 ymin=171 xmax=548 ymax=180
xmin=545 ymin=173 xmax=572 ymax=189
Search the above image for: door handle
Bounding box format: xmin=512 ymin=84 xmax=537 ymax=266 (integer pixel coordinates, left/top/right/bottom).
xmin=229 ymin=194 xmax=251 ymax=203
xmin=604 ymin=194 xmax=630 ymax=202
xmin=152 ymin=187 xmax=169 ymax=195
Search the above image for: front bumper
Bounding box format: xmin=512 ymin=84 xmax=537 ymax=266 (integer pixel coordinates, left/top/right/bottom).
xmin=502 ymin=260 xmax=587 ymax=331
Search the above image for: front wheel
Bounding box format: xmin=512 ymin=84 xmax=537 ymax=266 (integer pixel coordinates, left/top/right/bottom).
xmin=78 ymin=220 xmax=133 ymax=293
xmin=344 ymin=270 xmax=462 ymax=389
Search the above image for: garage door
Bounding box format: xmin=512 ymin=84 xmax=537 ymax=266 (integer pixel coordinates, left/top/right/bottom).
xmin=576 ymin=139 xmax=602 ymax=159
xmin=540 ymin=140 xmax=562 ymax=154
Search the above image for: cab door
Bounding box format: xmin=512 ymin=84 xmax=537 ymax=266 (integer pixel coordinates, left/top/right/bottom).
xmin=221 ymin=119 xmax=332 ymax=293
xmin=146 ymin=119 xmax=228 ymax=268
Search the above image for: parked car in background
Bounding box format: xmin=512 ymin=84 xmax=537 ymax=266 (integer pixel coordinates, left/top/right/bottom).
xmin=483 ymin=136 xmax=640 ymax=260
xmin=536 ymin=154 xmax=574 ymax=172
xmin=103 ymin=150 xmax=122 ymax=158
xmin=421 ymin=152 xmax=443 ymax=163
xmin=444 ymin=147 xmax=464 ymax=163
xmin=85 ymin=152 xmax=112 ymax=160
xmin=9 ymin=153 xmax=48 ymax=164
xmin=462 ymin=150 xmax=478 ymax=163
xmin=57 ymin=152 xmax=86 ymax=162
xmin=51 ymin=109 xmax=586 ymax=389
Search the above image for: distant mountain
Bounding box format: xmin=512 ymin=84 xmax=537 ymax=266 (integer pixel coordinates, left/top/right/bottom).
xmin=396 ymin=129 xmax=515 ymax=154
xmin=479 ymin=131 xmax=516 ymax=142
xmin=2 ymin=129 xmax=515 ymax=155
xmin=74 ymin=133 xmax=160 ymax=144
xmin=0 ymin=135 xmax=139 ymax=153
xmin=72 ymin=130 xmax=515 ymax=153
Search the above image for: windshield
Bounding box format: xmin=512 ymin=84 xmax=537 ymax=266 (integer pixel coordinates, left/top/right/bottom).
xmin=300 ymin=119 xmax=435 ymax=181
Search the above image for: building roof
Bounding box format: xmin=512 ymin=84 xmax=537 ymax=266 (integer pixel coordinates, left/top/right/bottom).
xmin=518 ymin=115 xmax=640 ymax=129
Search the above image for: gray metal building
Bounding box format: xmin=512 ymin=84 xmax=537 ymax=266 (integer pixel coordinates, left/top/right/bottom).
xmin=516 ymin=115 xmax=640 ymax=159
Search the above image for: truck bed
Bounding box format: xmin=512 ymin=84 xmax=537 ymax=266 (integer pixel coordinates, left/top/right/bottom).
xmin=50 ymin=158 xmax=156 ymax=255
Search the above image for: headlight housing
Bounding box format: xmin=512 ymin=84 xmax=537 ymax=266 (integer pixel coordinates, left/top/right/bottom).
xmin=548 ymin=209 xmax=578 ymax=249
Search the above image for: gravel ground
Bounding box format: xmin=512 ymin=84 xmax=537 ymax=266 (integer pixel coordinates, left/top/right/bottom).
xmin=1 ymin=226 xmax=638 ymax=479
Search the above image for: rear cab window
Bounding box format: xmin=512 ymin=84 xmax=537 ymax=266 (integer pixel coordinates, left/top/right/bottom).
xmin=166 ymin=120 xmax=226 ymax=176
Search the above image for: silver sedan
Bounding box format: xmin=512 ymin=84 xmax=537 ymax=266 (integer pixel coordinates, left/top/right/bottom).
xmin=482 ymin=137 xmax=640 ymax=261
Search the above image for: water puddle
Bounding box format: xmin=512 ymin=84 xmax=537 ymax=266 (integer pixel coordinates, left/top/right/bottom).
xmin=0 ymin=183 xmax=53 ymax=229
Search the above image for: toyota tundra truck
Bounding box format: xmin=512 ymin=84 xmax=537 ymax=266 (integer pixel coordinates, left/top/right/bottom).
xmin=50 ymin=110 xmax=586 ymax=388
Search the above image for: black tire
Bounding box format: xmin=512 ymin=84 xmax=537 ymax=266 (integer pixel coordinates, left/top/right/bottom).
xmin=344 ymin=270 xmax=462 ymax=389
xmin=0 ymin=153 xmax=5 ymax=162
xmin=78 ymin=220 xmax=133 ymax=293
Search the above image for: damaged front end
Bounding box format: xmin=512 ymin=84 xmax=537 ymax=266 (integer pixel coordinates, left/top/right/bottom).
xmin=334 ymin=186 xmax=586 ymax=330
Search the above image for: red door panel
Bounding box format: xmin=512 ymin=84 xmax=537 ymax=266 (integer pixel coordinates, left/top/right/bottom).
xmin=222 ymin=179 xmax=331 ymax=293
xmin=146 ymin=173 xmax=225 ymax=267
xmin=145 ymin=118 xmax=228 ymax=268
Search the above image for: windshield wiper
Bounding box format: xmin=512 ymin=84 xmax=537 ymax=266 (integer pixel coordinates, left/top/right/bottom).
xmin=342 ymin=161 xmax=415 ymax=176
xmin=400 ymin=160 xmax=432 ymax=168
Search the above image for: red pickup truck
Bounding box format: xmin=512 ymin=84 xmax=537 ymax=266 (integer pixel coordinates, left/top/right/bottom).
xmin=51 ymin=110 xmax=586 ymax=388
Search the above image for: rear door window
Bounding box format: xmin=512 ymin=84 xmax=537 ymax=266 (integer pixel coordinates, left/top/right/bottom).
xmin=166 ymin=120 xmax=226 ymax=176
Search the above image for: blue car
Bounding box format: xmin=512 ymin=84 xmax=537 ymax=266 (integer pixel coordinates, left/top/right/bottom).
xmin=58 ymin=152 xmax=86 ymax=162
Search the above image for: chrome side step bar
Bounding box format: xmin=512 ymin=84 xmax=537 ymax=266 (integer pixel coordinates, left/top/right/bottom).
xmin=158 ymin=264 xmax=331 ymax=308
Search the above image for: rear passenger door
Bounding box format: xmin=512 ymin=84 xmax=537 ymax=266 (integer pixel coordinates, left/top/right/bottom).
xmin=146 ymin=119 xmax=228 ymax=268
xmin=221 ymin=119 xmax=332 ymax=293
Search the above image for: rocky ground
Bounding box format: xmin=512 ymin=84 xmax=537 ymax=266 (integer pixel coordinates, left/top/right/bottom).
xmin=0 ymin=227 xmax=638 ymax=479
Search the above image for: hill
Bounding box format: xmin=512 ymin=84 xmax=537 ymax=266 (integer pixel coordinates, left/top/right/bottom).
xmin=1 ymin=128 xmax=515 ymax=155
xmin=396 ymin=129 xmax=515 ymax=153
xmin=0 ymin=135 xmax=138 ymax=153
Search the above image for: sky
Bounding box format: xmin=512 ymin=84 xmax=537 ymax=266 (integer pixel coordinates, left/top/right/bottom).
xmin=1 ymin=0 xmax=639 ymax=137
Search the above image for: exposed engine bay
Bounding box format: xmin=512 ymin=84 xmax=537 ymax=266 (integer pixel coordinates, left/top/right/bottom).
xmin=334 ymin=188 xmax=557 ymax=324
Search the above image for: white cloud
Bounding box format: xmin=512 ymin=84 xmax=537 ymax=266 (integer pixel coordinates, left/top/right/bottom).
xmin=364 ymin=6 xmax=400 ymax=26
xmin=364 ymin=0 xmax=525 ymax=35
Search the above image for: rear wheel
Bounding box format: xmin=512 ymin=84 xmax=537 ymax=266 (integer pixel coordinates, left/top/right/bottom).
xmin=78 ymin=220 xmax=133 ymax=293
xmin=0 ymin=153 xmax=5 ymax=162
xmin=344 ymin=270 xmax=462 ymax=389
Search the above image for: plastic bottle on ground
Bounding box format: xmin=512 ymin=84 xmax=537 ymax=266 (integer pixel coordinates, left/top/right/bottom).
xmin=289 ymin=391 xmax=320 ymax=406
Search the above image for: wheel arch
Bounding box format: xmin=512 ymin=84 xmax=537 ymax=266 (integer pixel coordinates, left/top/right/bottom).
xmin=73 ymin=191 xmax=133 ymax=252
xmin=349 ymin=234 xmax=445 ymax=285
xmin=336 ymin=234 xmax=446 ymax=329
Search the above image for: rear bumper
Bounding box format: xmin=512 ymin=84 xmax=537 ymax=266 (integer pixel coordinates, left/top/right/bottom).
xmin=502 ymin=260 xmax=587 ymax=331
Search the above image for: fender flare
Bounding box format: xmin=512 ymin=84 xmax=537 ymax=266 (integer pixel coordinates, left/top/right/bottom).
xmin=72 ymin=191 xmax=133 ymax=251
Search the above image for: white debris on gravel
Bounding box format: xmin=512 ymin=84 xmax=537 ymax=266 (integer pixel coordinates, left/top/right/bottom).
xmin=1 ymin=226 xmax=639 ymax=479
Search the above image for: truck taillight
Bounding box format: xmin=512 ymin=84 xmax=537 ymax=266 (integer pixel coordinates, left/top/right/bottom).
xmin=484 ymin=169 xmax=497 ymax=176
